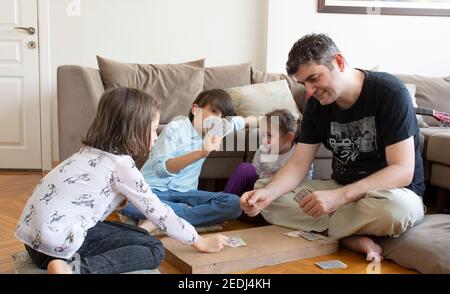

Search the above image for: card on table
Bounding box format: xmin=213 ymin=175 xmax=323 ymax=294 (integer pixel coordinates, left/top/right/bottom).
xmin=283 ymin=230 xmax=331 ymax=242
xmin=293 ymin=187 xmax=309 ymax=203
xmin=226 ymin=236 xmax=247 ymax=248
xmin=315 ymin=260 xmax=347 ymax=269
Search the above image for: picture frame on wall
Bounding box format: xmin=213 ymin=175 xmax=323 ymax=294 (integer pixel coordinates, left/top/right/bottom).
xmin=318 ymin=0 xmax=450 ymax=17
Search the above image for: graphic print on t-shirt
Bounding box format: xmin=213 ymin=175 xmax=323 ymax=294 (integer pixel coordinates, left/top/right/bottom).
xmin=328 ymin=117 xmax=377 ymax=172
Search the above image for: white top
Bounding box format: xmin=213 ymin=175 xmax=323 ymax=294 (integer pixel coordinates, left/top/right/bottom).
xmin=15 ymin=147 xmax=199 ymax=259
xmin=252 ymin=144 xmax=313 ymax=180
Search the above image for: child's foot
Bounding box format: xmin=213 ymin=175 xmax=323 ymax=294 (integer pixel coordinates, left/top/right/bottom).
xmin=47 ymin=259 xmax=72 ymax=274
xmin=340 ymin=235 xmax=383 ymax=262
xmin=138 ymin=219 xmax=157 ymax=234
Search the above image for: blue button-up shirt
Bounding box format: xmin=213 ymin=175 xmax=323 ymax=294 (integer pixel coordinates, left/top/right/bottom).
xmin=141 ymin=116 xmax=245 ymax=192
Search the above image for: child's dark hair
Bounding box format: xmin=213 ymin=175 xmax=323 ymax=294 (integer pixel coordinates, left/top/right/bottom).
xmin=265 ymin=109 xmax=302 ymax=144
xmin=82 ymin=87 xmax=160 ymax=167
xmin=188 ymin=89 xmax=236 ymax=121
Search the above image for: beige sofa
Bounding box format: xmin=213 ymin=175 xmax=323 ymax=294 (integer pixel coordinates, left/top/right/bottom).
xmin=57 ymin=62 xmax=450 ymax=210
xmin=57 ymin=62 xmax=335 ymax=191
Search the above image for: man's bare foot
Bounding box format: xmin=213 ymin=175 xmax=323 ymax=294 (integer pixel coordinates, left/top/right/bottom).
xmin=340 ymin=235 xmax=383 ymax=262
xmin=138 ymin=219 xmax=157 ymax=234
xmin=47 ymin=259 xmax=72 ymax=274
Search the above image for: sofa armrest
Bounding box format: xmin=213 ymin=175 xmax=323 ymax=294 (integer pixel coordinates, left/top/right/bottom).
xmin=57 ymin=65 xmax=105 ymax=161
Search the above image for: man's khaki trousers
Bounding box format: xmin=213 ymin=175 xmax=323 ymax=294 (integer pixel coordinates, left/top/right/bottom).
xmin=258 ymin=179 xmax=425 ymax=239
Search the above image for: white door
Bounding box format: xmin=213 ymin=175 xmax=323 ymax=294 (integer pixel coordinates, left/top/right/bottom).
xmin=0 ymin=0 xmax=41 ymax=169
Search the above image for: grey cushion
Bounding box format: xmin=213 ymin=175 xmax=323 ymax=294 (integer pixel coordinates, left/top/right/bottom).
xmin=12 ymin=251 xmax=160 ymax=274
xmin=396 ymin=74 xmax=450 ymax=126
xmin=203 ymin=63 xmax=252 ymax=91
xmin=378 ymin=214 xmax=450 ymax=274
xmin=97 ymin=56 xmax=205 ymax=124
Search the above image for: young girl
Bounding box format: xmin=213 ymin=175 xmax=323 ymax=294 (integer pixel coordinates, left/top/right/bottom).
xmin=15 ymin=87 xmax=229 ymax=274
xmin=224 ymin=109 xmax=313 ymax=222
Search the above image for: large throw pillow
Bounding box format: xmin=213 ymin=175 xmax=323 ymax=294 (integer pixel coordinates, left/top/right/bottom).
xmin=204 ymin=63 xmax=252 ymax=91
xmin=252 ymin=70 xmax=306 ymax=113
xmin=396 ymin=74 xmax=450 ymax=126
xmin=97 ymin=56 xmax=205 ymax=124
xmin=377 ymin=214 xmax=450 ymax=274
xmin=226 ymin=80 xmax=301 ymax=118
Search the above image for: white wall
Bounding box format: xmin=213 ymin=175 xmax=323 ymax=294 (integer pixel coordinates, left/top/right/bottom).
xmin=266 ymin=0 xmax=450 ymax=75
xmin=48 ymin=0 xmax=268 ymax=161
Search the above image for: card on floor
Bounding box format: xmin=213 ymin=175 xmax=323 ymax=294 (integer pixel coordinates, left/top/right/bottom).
xmin=226 ymin=237 xmax=246 ymax=248
xmin=293 ymin=187 xmax=309 ymax=203
xmin=315 ymin=260 xmax=347 ymax=269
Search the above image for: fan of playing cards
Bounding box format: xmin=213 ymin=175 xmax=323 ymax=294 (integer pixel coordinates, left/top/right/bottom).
xmin=206 ymin=117 xmax=234 ymax=139
xmin=293 ymin=187 xmax=309 ymax=204
xmin=226 ymin=236 xmax=246 ymax=248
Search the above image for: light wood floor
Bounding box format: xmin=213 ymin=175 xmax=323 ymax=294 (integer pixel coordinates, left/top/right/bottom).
xmin=0 ymin=171 xmax=416 ymax=274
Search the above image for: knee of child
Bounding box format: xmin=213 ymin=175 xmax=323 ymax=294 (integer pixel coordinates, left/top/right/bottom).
xmin=236 ymin=162 xmax=256 ymax=175
xmin=218 ymin=193 xmax=242 ymax=217
xmin=148 ymin=238 xmax=164 ymax=265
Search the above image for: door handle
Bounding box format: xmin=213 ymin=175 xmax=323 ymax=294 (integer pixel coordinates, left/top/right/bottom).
xmin=13 ymin=26 xmax=36 ymax=35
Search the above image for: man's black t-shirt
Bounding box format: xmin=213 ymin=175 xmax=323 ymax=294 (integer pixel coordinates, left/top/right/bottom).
xmin=298 ymin=70 xmax=425 ymax=196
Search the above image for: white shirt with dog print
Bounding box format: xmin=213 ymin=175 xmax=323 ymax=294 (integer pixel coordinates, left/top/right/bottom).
xmin=15 ymin=147 xmax=199 ymax=259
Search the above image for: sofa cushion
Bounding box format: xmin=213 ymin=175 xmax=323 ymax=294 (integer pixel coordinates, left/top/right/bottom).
xmin=226 ymin=80 xmax=301 ymax=118
xmin=377 ymin=214 xmax=450 ymax=274
xmin=396 ymin=74 xmax=450 ymax=126
xmin=420 ymin=127 xmax=449 ymax=159
xmin=252 ymin=70 xmax=306 ymax=113
xmin=97 ymin=56 xmax=205 ymax=124
xmin=427 ymin=131 xmax=450 ymax=166
xmin=203 ymin=63 xmax=252 ymax=91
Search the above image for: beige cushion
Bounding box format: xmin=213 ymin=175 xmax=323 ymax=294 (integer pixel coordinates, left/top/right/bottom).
xmin=203 ymin=63 xmax=252 ymax=91
xmin=252 ymin=70 xmax=306 ymax=113
xmin=396 ymin=74 xmax=450 ymax=126
xmin=226 ymin=80 xmax=301 ymax=118
xmin=97 ymin=56 xmax=205 ymax=124
xmin=431 ymin=163 xmax=450 ymax=190
xmin=378 ymin=214 xmax=450 ymax=274
xmin=427 ymin=131 xmax=450 ymax=165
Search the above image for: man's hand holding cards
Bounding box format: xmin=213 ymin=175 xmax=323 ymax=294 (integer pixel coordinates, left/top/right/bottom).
xmin=293 ymin=187 xmax=309 ymax=205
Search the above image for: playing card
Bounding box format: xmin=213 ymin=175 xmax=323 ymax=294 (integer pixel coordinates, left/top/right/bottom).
xmin=293 ymin=187 xmax=309 ymax=203
xmin=283 ymin=230 xmax=330 ymax=242
xmin=315 ymin=260 xmax=347 ymax=269
xmin=207 ymin=118 xmax=233 ymax=138
xmin=226 ymin=237 xmax=246 ymax=248
xmin=297 ymin=231 xmax=323 ymax=241
xmin=283 ymin=231 xmax=301 ymax=238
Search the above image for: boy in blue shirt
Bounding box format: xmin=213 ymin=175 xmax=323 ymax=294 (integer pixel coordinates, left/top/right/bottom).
xmin=121 ymin=89 xmax=254 ymax=231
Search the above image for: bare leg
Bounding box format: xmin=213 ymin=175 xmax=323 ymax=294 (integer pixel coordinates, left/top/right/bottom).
xmin=340 ymin=235 xmax=383 ymax=262
xmin=137 ymin=219 xmax=157 ymax=234
xmin=47 ymin=259 xmax=72 ymax=274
